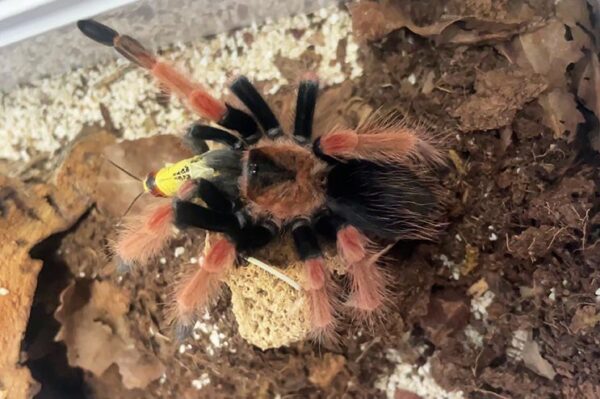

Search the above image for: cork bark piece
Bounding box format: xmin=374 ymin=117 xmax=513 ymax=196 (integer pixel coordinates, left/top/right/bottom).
xmin=0 ymin=131 xmax=114 ymax=399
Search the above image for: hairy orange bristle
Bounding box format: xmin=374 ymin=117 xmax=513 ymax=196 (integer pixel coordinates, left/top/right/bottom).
xmin=320 ymin=130 xmax=358 ymax=156
xmin=113 ymin=202 xmax=173 ymax=266
xmin=337 ymin=225 xmax=368 ymax=264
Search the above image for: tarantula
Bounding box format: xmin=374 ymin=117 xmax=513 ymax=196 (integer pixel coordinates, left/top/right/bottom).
xmin=78 ymin=20 xmax=444 ymax=339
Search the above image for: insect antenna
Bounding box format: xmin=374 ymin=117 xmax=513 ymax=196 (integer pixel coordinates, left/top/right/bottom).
xmin=102 ymin=156 xmax=143 ymax=181
xmin=123 ymin=191 xmax=145 ymax=217
xmin=101 ymin=156 xmax=146 ymax=216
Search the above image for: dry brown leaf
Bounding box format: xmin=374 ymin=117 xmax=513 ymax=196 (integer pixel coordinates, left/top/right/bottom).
xmin=55 ymin=280 xmax=165 ymax=389
xmin=521 ymin=340 xmax=557 ymax=380
xmin=420 ymin=289 xmax=470 ymax=346
xmin=578 ymin=54 xmax=600 ymax=118
xmin=556 ymin=0 xmax=598 ymax=43
xmin=538 ymin=89 xmax=584 ymax=141
xmin=577 ymin=55 xmax=600 ymax=151
xmin=513 ymin=20 xmax=590 ymax=88
xmin=570 ymin=305 xmax=600 ymax=334
xmin=349 ymin=1 xmax=459 ymax=42
xmin=312 ymin=81 xmax=355 ymax=136
xmin=350 ymin=0 xmax=549 ymax=44
xmin=450 ymin=67 xmax=546 ymax=131
xmin=308 ymin=353 xmax=346 ymax=389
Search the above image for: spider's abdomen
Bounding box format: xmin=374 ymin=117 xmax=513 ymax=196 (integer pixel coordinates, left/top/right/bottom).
xmin=241 ymin=141 xmax=327 ymax=222
xmin=326 ymin=160 xmax=439 ymax=241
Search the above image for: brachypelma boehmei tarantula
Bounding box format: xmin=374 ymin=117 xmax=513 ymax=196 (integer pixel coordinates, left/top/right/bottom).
xmin=77 ymin=19 xmax=445 ymax=340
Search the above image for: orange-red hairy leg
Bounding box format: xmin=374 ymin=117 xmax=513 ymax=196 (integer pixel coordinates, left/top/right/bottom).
xmin=337 ymin=225 xmax=369 ymax=264
xmin=150 ymin=62 xmax=226 ymax=121
xmin=318 ymin=127 xmax=443 ymax=165
xmin=346 ymin=252 xmax=389 ymax=315
xmin=113 ymin=202 xmax=174 ymax=269
xmin=304 ymin=258 xmax=338 ymax=342
xmin=336 ymin=226 xmax=389 ymax=316
xmin=292 ymin=220 xmax=339 ymax=341
xmin=171 ymin=236 xmax=236 ymax=339
xmin=77 ymin=19 xmax=226 ymax=121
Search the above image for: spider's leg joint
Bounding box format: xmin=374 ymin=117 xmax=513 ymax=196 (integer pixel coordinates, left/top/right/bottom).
xmin=219 ymin=104 xmax=260 ymax=144
xmin=291 ymin=218 xmax=322 ymax=261
xmin=230 ymin=76 xmax=280 ymax=138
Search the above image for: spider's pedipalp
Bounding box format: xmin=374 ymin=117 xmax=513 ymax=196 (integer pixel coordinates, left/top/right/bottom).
xmin=186 ymin=124 xmax=245 ymax=151
xmin=230 ymin=76 xmax=282 ymax=139
xmin=293 ymin=79 xmax=319 ymax=144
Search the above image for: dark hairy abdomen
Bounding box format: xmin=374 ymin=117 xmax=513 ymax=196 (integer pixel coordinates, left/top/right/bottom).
xmin=326 ymin=160 xmax=438 ymax=241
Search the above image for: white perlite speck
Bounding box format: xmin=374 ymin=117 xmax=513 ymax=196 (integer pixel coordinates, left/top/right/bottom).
xmin=0 ymin=6 xmax=362 ymax=162
xmin=439 ymin=255 xmax=460 ymax=280
xmin=174 ymin=246 xmax=185 ymax=258
xmin=191 ymin=373 xmax=211 ymax=390
xmin=192 ymin=319 xmax=229 ymax=355
xmin=470 ymin=290 xmax=495 ymax=321
xmin=375 ymin=349 xmax=463 ymax=399
xmin=507 ymin=329 xmax=529 ymax=360
xmin=0 ymin=288 xmax=9 ymax=296
xmin=463 ymin=325 xmax=484 ymax=348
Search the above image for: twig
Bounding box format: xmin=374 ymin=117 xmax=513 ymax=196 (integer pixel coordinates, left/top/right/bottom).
xmin=244 ymin=256 xmax=302 ymax=291
xmin=355 ymin=337 xmax=381 ymax=363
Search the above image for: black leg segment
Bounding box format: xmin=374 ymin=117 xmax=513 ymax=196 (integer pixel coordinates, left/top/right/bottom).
xmin=291 ymin=219 xmax=322 ymax=261
xmin=186 ymin=123 xmax=244 ymax=151
xmin=230 ymin=76 xmax=282 ymax=139
xmin=233 ymin=220 xmax=278 ymax=253
xmin=219 ymin=104 xmax=261 ymax=144
xmin=313 ymin=210 xmax=345 ymax=240
xmin=197 ymin=179 xmax=236 ymax=213
xmin=173 ymin=200 xmax=240 ymax=234
xmin=294 ymin=80 xmax=319 ymax=144
xmin=77 ymin=20 xmax=118 ymax=46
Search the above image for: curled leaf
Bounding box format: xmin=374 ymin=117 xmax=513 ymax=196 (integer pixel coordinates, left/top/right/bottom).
xmin=538 ymin=89 xmax=584 ymax=141
xmin=55 ymin=281 xmax=165 ymax=389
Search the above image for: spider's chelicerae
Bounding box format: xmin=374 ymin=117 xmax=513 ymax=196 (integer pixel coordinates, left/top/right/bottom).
xmin=78 ymin=20 xmax=445 ymax=340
